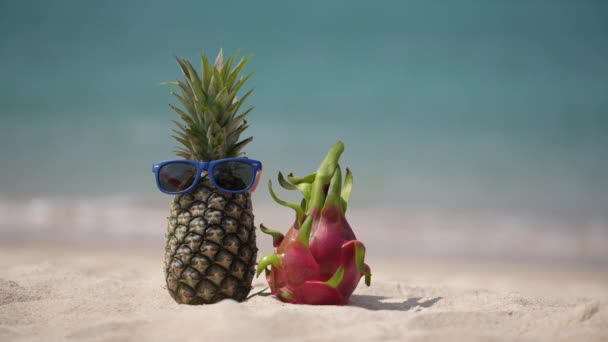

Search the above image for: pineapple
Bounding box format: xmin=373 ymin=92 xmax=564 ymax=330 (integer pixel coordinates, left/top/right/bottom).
xmin=162 ymin=50 xmax=258 ymax=304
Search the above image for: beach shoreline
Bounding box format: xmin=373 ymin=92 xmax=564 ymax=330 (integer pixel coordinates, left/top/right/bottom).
xmin=1 ymin=197 xmax=607 ymax=268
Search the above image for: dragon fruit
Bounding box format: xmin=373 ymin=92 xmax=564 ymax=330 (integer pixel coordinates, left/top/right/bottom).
xmin=257 ymin=141 xmax=371 ymax=305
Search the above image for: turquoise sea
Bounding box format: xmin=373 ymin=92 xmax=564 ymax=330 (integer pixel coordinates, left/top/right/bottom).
xmin=0 ymin=1 xmax=607 ymax=263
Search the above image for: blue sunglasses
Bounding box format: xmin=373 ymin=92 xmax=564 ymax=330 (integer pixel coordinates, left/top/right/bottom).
xmin=152 ymin=158 xmax=262 ymax=194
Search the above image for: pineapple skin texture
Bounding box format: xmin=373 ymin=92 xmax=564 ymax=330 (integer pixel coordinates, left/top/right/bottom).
xmin=164 ymin=172 xmax=257 ymax=304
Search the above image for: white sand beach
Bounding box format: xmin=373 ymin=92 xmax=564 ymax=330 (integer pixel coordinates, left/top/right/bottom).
xmin=1 ymin=244 xmax=606 ymax=342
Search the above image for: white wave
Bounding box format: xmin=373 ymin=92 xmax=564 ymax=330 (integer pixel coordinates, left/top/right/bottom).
xmin=0 ymin=197 xmax=606 ymax=265
xmin=0 ymin=196 xmax=167 ymax=239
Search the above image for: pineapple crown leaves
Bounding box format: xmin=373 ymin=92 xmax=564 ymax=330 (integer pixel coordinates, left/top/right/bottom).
xmin=162 ymin=49 xmax=255 ymax=161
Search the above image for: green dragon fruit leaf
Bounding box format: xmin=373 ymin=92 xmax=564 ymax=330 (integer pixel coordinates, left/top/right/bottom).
xmin=323 ymin=165 xmax=343 ymax=213
xmin=341 ymin=167 xmax=353 ymax=212
xmin=277 ymin=172 xmax=313 ymax=211
xmin=308 ymin=141 xmax=344 ymax=213
xmin=268 ymin=180 xmax=304 ymax=224
xmin=277 ymin=171 xmax=297 ymax=190
xmin=296 ymin=215 xmax=314 ymax=246
xmin=280 ymin=291 xmax=294 ymax=300
xmin=325 ymin=266 xmax=345 ymax=289
xmin=355 ymin=243 xmax=372 ymax=286
xmin=287 ymin=172 xmax=316 ymax=184
xmin=297 ymin=183 xmax=312 ymax=210
xmin=259 ymin=224 xmax=284 ymax=245
xmin=256 ymin=253 xmax=281 ymax=277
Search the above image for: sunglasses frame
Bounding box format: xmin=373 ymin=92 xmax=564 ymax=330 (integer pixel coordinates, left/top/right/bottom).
xmin=152 ymin=158 xmax=262 ymax=195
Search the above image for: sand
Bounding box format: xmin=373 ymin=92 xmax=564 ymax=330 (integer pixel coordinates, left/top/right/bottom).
xmin=0 ymin=245 xmax=606 ymax=342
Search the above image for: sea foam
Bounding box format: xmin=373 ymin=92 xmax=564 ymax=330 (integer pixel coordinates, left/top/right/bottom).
xmin=0 ymin=196 xmax=606 ymax=266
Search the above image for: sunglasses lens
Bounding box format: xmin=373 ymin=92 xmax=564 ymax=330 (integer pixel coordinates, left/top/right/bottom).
xmin=158 ymin=163 xmax=197 ymax=193
xmin=212 ymin=161 xmax=254 ymax=191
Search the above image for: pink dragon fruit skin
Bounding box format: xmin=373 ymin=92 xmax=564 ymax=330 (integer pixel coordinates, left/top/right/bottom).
xmin=257 ymin=141 xmax=371 ymax=305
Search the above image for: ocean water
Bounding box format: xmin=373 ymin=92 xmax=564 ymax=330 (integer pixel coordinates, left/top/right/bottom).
xmin=0 ymin=1 xmax=607 ymax=263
